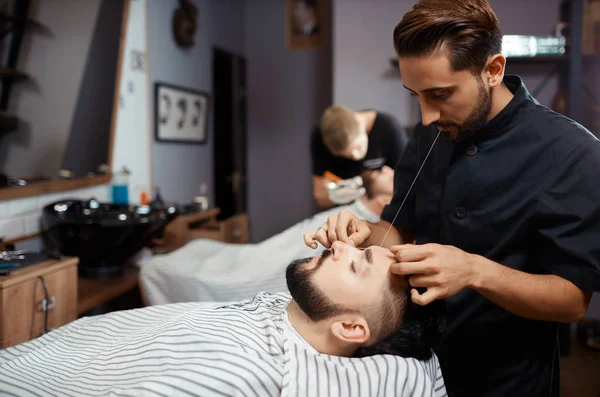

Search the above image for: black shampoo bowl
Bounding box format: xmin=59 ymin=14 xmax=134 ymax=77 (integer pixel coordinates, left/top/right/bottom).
xmin=42 ymin=199 xmax=178 ymax=279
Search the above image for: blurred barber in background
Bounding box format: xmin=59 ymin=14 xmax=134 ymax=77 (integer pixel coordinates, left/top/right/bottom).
xmin=311 ymin=105 xmax=408 ymax=209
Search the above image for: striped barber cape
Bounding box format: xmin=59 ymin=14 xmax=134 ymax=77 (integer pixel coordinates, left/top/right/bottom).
xmin=0 ymin=292 xmax=447 ymax=397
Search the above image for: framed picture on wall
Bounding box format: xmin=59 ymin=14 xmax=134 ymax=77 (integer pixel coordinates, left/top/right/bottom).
xmin=286 ymin=0 xmax=327 ymax=50
xmin=154 ymin=82 xmax=209 ymax=144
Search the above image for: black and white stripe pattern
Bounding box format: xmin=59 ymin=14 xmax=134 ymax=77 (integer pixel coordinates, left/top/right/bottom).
xmin=0 ymin=292 xmax=446 ymax=397
xmin=281 ymin=337 xmax=446 ymax=396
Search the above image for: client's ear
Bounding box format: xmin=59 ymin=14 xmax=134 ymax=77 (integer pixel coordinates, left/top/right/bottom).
xmin=330 ymin=316 xmax=370 ymax=345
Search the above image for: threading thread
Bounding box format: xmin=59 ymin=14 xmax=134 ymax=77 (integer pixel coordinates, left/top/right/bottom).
xmin=380 ymin=130 xmax=442 ymax=247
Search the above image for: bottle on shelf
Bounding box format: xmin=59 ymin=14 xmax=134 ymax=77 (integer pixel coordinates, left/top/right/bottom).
xmin=111 ymin=166 xmax=130 ymax=205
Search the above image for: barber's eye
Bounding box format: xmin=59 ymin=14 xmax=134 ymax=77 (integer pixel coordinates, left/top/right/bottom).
xmin=350 ymin=261 xmax=356 ymax=273
xmin=432 ymin=92 xmax=451 ymax=100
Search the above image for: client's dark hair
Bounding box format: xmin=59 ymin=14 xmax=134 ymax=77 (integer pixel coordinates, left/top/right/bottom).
xmin=353 ymin=287 xmax=447 ymax=360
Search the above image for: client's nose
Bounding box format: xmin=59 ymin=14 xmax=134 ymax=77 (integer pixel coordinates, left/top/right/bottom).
xmin=331 ymin=241 xmax=346 ymax=259
xmin=331 ymin=240 xmax=358 ymax=260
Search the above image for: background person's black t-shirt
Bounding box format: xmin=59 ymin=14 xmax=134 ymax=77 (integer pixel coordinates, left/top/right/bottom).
xmin=310 ymin=111 xmax=407 ymax=180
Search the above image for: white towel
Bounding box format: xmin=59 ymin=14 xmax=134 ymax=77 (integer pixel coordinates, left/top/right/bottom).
xmin=0 ymin=292 xmax=446 ymax=397
xmin=140 ymin=200 xmax=381 ymax=305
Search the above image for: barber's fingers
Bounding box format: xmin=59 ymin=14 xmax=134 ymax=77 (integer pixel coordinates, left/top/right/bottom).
xmin=314 ymin=226 xmax=334 ymax=249
xmin=391 ymin=244 xmax=432 ymax=262
xmin=325 ymin=216 xmax=339 ymax=244
xmin=347 ymin=219 xmax=370 ymax=247
xmin=303 ymin=232 xmax=319 ymax=249
xmin=411 ymin=287 xmax=440 ymax=306
xmin=407 ymin=274 xmax=437 ymax=288
xmin=304 ymin=230 xmax=332 ymax=249
xmin=390 ymin=260 xmax=436 ymax=276
xmin=334 ymin=210 xmax=356 ymax=244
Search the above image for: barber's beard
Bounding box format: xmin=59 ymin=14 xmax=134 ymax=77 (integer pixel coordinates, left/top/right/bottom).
xmin=285 ymin=250 xmax=348 ymax=322
xmin=436 ymin=80 xmax=493 ymax=143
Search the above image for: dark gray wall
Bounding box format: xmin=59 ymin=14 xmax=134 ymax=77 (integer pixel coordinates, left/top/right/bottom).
xmin=0 ymin=0 xmax=102 ymax=179
xmin=61 ymin=0 xmax=124 ymax=177
xmin=148 ymin=0 xmax=245 ymax=205
xmin=245 ymin=0 xmax=332 ymax=242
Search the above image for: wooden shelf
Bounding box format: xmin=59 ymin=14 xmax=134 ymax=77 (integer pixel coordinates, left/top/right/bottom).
xmin=77 ymin=266 xmax=140 ymax=315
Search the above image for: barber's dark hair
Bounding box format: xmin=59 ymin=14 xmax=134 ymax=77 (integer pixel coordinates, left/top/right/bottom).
xmin=393 ymin=0 xmax=502 ymax=75
xmin=354 ymin=288 xmax=447 ymax=360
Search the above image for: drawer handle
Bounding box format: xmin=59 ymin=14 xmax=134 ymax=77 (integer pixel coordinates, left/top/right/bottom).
xmin=41 ymin=296 xmax=56 ymax=312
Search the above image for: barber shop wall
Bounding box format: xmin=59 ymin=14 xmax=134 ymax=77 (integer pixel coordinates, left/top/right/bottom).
xmin=146 ymin=0 xmax=245 ymax=205
xmin=244 ymin=0 xmax=332 ymax=242
xmin=332 ymin=0 xmax=563 ymax=130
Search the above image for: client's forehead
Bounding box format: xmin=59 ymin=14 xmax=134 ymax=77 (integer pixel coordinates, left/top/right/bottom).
xmin=360 ymin=246 xmax=397 ymax=262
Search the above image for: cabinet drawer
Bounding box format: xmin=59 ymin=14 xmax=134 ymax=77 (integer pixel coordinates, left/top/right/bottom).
xmin=222 ymin=214 xmax=248 ymax=244
xmin=0 ymin=265 xmax=77 ymax=348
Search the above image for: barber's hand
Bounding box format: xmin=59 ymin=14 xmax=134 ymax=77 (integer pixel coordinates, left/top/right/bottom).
xmin=390 ymin=243 xmax=476 ymax=305
xmin=303 ymin=210 xmax=371 ymax=250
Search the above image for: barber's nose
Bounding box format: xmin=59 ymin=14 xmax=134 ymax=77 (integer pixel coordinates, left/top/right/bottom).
xmin=420 ymin=104 xmax=440 ymax=127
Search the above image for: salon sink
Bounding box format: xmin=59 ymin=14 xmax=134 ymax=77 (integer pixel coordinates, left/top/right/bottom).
xmin=42 ymin=198 xmax=178 ymax=279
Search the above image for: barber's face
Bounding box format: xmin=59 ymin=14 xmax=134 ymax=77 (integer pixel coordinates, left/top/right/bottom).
xmin=399 ymin=49 xmax=492 ymax=142
xmin=335 ymin=132 xmax=368 ymax=161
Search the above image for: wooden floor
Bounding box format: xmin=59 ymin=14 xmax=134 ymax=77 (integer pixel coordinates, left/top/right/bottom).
xmin=561 ymin=335 xmax=600 ymax=397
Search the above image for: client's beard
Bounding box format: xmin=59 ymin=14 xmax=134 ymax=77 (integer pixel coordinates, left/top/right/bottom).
xmin=285 ymin=249 xmax=350 ymax=321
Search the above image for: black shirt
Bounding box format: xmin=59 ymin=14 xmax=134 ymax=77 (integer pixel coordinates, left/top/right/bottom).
xmin=311 ymin=111 xmax=407 ymax=179
xmin=381 ymin=75 xmax=600 ymax=397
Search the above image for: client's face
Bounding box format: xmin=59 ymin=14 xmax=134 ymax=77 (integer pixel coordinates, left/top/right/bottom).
xmin=286 ymin=241 xmax=408 ymax=344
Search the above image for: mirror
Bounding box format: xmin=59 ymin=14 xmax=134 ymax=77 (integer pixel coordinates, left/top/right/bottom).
xmin=0 ymin=0 xmax=126 ymax=198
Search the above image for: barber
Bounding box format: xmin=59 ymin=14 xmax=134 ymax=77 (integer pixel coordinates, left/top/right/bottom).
xmin=303 ymin=1 xmax=600 ymax=396
xmin=311 ymin=105 xmax=407 ymax=209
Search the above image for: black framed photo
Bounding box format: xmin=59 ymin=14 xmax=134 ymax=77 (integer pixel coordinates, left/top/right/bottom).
xmin=154 ymin=82 xmax=210 ymax=144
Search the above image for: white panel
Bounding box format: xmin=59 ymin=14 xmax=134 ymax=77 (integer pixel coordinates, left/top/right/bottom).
xmin=87 ymin=185 xmax=111 ymax=202
xmin=0 ymin=217 xmax=25 ymax=240
xmin=112 ymin=0 xmax=151 ymax=205
xmin=23 ymin=214 xmax=41 ymax=235
xmin=9 ymin=197 xmax=39 ymax=216
xmin=39 ymin=193 xmax=66 ymax=208
xmin=0 ymin=201 xmax=11 ymax=219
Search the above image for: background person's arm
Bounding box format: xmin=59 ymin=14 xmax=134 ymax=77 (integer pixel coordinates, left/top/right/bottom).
xmin=313 ymin=175 xmax=336 ymax=209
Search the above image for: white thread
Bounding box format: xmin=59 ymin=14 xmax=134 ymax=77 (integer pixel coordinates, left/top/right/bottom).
xmin=379 ymin=130 xmax=442 ymax=247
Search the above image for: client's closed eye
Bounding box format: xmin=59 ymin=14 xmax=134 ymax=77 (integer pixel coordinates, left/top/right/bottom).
xmin=350 ymin=261 xmax=356 ymax=273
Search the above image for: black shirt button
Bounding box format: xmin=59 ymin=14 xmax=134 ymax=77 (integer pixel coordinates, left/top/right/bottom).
xmin=454 ymin=207 xmax=467 ymax=219
xmin=466 ymin=144 xmax=478 ymax=156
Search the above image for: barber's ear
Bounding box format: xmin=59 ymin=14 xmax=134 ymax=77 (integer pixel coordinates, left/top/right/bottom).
xmin=330 ymin=317 xmax=370 ymax=344
xmin=485 ymin=54 xmax=506 ymax=87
